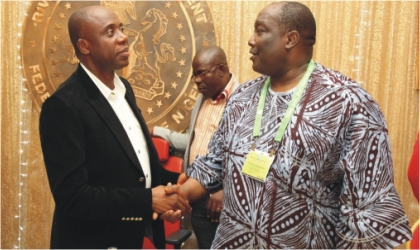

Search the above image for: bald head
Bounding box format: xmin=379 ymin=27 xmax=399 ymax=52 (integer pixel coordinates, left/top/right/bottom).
xmin=191 ymin=45 xmax=231 ymax=99
xmin=66 ymin=5 xmax=129 ymax=84
xmin=194 ymin=45 xmax=229 ymax=71
xmin=267 ymin=1 xmax=316 ymax=46
xmin=68 ymin=6 xmax=111 ymax=55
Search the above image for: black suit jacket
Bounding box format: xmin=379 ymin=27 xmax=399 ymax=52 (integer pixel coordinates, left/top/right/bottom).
xmin=39 ymin=65 xmax=177 ymax=249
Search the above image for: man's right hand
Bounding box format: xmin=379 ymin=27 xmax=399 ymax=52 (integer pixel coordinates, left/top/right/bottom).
xmin=163 ymin=181 xmax=189 ymax=201
xmin=151 ymin=184 xmax=191 ymax=215
xmin=157 ymin=176 xmax=208 ymax=221
xmin=153 ymin=182 xmax=190 ymax=222
xmin=159 ymin=209 xmax=183 ymax=223
xmin=158 ymin=183 xmax=190 ymax=223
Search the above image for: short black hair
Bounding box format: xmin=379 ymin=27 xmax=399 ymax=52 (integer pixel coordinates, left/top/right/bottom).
xmin=270 ymin=2 xmax=316 ymax=45
xmin=68 ymin=7 xmax=90 ymax=53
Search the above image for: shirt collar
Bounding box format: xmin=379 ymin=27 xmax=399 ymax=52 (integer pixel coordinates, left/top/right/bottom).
xmin=80 ymin=63 xmax=126 ymax=100
xmin=213 ymin=89 xmax=229 ymax=104
xmin=210 ymin=73 xmax=236 ymax=104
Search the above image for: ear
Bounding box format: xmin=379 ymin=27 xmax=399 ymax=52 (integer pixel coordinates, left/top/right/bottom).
xmin=285 ymin=30 xmax=299 ymax=49
xmin=77 ymin=39 xmax=90 ymax=55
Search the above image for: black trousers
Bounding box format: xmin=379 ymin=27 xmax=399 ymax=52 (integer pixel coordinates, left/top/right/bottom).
xmin=191 ymin=196 xmax=219 ymax=249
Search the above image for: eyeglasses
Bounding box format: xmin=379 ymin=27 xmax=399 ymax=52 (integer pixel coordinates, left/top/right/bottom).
xmin=190 ymin=64 xmax=223 ymax=81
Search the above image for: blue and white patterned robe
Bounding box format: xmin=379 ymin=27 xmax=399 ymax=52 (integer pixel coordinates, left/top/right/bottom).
xmin=187 ymin=62 xmax=412 ymax=249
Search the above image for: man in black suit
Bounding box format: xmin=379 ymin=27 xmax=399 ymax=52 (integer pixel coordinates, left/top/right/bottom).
xmin=39 ymin=5 xmax=190 ymax=249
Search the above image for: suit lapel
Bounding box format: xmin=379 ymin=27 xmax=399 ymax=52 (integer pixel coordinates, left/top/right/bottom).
xmin=76 ymin=65 xmax=143 ymax=172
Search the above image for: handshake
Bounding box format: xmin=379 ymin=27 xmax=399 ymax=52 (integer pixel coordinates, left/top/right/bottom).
xmin=151 ymin=173 xmax=192 ymax=222
xmin=151 ymin=173 xmax=222 ymax=223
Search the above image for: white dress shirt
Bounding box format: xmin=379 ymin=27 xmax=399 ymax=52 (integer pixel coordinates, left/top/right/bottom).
xmin=81 ymin=63 xmax=151 ymax=188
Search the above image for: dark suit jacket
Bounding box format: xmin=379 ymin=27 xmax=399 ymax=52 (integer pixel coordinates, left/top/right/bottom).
xmin=39 ymin=65 xmax=178 ymax=249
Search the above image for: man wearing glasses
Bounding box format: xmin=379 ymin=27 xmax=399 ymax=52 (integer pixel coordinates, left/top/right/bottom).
xmin=151 ymin=45 xmax=239 ymax=249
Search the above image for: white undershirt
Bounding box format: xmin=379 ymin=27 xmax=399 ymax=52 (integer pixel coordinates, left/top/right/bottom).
xmin=81 ymin=63 xmax=151 ymax=188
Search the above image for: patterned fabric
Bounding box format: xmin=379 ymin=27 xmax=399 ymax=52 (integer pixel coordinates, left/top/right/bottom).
xmin=187 ymin=62 xmax=412 ymax=249
xmin=188 ymin=76 xmax=238 ymax=165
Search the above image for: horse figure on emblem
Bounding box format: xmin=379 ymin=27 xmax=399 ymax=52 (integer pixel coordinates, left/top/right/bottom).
xmin=123 ymin=8 xmax=176 ymax=101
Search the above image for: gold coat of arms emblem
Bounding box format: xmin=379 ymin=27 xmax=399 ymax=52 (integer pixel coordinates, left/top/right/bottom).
xmin=21 ymin=1 xmax=218 ymax=132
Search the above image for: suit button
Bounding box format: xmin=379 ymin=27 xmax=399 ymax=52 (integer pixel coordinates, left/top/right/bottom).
xmin=139 ymin=217 xmax=143 ymax=221
xmin=139 ymin=177 xmax=145 ymax=182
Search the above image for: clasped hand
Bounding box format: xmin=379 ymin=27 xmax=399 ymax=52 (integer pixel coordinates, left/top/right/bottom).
xmin=152 ymin=173 xmax=190 ymax=222
xmin=151 ymin=181 xmax=191 ymax=221
xmin=152 ymin=183 xmax=191 ymax=220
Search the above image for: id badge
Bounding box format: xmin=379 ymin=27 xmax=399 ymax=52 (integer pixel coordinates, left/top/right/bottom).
xmin=242 ymin=150 xmax=274 ymax=182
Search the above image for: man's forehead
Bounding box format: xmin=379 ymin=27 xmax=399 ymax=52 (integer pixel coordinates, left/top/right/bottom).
xmin=88 ymin=11 xmax=120 ymax=27
xmin=194 ymin=53 xmax=213 ymax=65
xmin=255 ymin=11 xmax=278 ymax=26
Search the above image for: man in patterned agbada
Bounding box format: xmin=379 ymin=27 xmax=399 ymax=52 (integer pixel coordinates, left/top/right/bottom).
xmin=164 ymin=1 xmax=412 ymax=248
